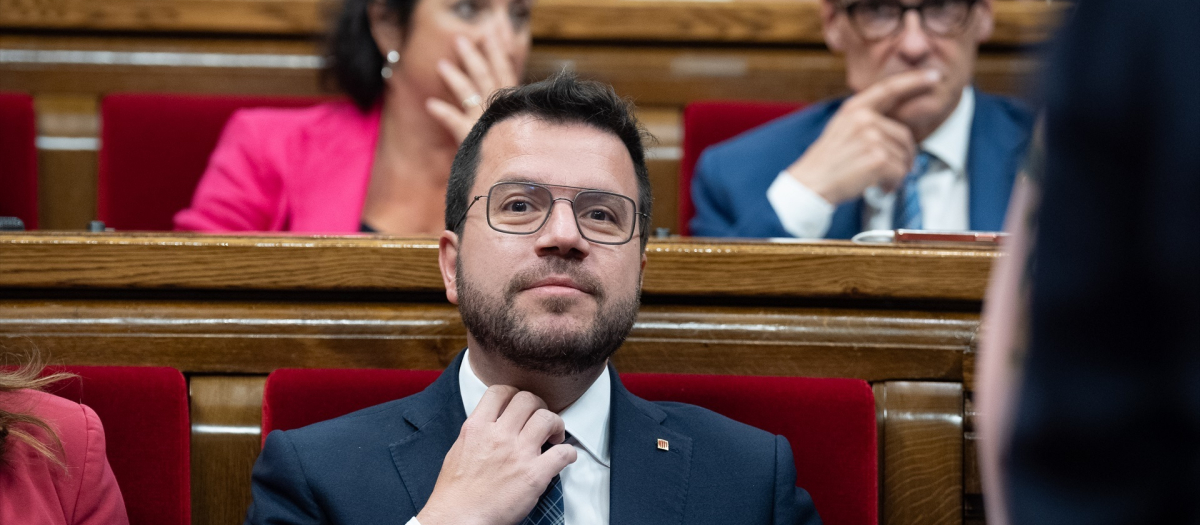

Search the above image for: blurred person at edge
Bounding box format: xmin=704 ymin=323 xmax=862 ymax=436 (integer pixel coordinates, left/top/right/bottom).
xmin=175 ymin=0 xmax=532 ymax=234
xmin=978 ymin=0 xmax=1200 ymax=523
xmin=0 ymin=350 xmax=129 ymax=524
xmin=690 ymin=0 xmax=1034 ymax=239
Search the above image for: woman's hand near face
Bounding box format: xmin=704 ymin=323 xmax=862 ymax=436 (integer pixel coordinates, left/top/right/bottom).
xmin=426 ymin=26 xmax=520 ymax=143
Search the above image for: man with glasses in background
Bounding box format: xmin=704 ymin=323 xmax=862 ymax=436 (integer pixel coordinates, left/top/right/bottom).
xmin=245 ymin=72 xmax=822 ymax=525
xmin=690 ymin=0 xmax=1034 ymax=239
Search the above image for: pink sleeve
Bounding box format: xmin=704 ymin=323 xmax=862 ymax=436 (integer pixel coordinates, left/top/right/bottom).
xmin=70 ymin=404 xmax=129 ymax=525
xmin=173 ymin=110 xmax=286 ymax=231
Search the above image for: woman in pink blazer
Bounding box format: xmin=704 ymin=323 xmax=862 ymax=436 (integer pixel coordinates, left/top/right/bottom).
xmin=0 ymin=365 xmax=128 ymax=524
xmin=175 ymin=0 xmax=533 ymax=234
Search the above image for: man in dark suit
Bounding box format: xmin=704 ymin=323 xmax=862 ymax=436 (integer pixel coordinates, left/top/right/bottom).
xmin=245 ymin=73 xmax=822 ymax=525
xmin=690 ymin=0 xmax=1034 ymax=239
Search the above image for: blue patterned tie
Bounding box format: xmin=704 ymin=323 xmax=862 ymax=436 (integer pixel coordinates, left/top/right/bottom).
xmin=892 ymin=151 xmax=933 ymax=230
xmin=520 ymin=474 xmax=565 ymax=525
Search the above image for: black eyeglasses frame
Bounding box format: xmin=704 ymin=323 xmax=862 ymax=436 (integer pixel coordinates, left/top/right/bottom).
xmin=453 ymin=181 xmax=649 ymax=246
xmin=841 ymin=0 xmax=980 ymax=41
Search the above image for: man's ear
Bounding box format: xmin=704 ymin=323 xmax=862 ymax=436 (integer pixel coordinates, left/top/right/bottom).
xmin=973 ymin=0 xmax=996 ymax=44
xmin=368 ymin=0 xmax=404 ymax=59
xmin=822 ymin=0 xmax=847 ymax=53
xmin=639 ymin=252 xmax=647 ymax=287
xmin=438 ymin=230 xmax=461 ymax=305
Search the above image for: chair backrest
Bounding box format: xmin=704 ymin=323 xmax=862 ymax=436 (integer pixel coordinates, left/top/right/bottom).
xmin=679 ymin=100 xmax=806 ymax=235
xmin=44 ymin=366 xmax=191 ymax=525
xmin=262 ymin=368 xmax=876 ymax=525
xmin=98 ymin=93 xmax=326 ymax=231
xmin=0 ymin=92 xmax=38 ymax=229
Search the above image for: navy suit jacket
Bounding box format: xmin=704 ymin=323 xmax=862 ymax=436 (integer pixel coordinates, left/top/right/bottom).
xmin=690 ymin=91 xmax=1035 ymax=239
xmin=246 ymin=352 xmax=822 ymax=524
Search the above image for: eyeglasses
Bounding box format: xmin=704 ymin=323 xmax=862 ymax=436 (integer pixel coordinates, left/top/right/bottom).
xmin=456 ymin=181 xmax=647 ymax=245
xmin=842 ymin=0 xmax=979 ymax=41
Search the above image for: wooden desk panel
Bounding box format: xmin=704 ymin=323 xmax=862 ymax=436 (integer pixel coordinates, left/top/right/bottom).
xmin=0 ymin=233 xmax=988 ymax=525
xmin=1 ymin=0 xmax=1065 ymax=46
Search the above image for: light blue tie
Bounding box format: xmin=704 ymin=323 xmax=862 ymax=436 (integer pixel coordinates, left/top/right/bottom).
xmin=520 ymin=474 xmax=565 ymax=525
xmin=892 ymin=151 xmax=933 ymax=230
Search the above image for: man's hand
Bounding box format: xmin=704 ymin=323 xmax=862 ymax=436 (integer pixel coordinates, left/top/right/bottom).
xmin=784 ymin=69 xmax=941 ymax=205
xmin=426 ymin=25 xmax=520 ymax=144
xmin=416 ymin=385 xmax=577 ymax=525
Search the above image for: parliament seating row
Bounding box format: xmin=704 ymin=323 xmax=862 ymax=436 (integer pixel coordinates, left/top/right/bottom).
xmin=35 ymin=364 xmax=877 ymax=525
xmin=2 ymin=90 xmax=802 ymax=233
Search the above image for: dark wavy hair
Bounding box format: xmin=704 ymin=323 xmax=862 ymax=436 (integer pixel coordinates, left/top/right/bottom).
xmin=445 ymin=71 xmax=654 ymax=248
xmin=324 ymin=0 xmax=420 ymax=111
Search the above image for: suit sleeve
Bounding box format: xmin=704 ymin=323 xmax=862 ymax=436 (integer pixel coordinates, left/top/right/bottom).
xmin=174 ymin=110 xmax=283 ymax=232
xmin=245 ymin=430 xmax=325 ymax=525
xmin=689 ymin=148 xmax=738 ymax=237
xmin=774 ymin=435 xmax=822 ymax=525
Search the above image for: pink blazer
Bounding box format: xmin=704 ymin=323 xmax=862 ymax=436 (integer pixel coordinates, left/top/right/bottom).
xmin=0 ymin=389 xmax=129 ymax=524
xmin=174 ymin=100 xmax=382 ymax=232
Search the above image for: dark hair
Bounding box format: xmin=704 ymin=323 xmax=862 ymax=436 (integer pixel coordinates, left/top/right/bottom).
xmin=445 ymin=71 xmax=654 ymax=248
xmin=324 ymin=0 xmax=420 ymax=111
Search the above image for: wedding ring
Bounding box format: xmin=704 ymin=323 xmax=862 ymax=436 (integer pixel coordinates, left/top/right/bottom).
xmin=461 ymin=94 xmax=483 ymax=109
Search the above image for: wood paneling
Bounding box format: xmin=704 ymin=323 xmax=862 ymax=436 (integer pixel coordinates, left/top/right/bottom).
xmin=0 ymin=234 xmax=987 ymax=524
xmin=0 ymin=0 xmax=1066 ymax=46
xmin=0 ymin=300 xmax=974 ymax=379
xmin=0 ymin=233 xmax=999 ymax=301
xmin=876 ymin=381 xmax=964 ymax=525
xmin=189 ymin=376 xmax=264 ymax=525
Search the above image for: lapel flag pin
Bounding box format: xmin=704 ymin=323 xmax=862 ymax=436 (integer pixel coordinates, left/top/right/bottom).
xmin=657 ymin=439 xmax=669 ymax=451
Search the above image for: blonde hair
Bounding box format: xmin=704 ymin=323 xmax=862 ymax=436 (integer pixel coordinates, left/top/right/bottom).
xmin=0 ymin=348 xmax=74 ymax=469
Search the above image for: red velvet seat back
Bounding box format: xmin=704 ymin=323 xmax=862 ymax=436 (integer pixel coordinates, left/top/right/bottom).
xmin=98 ymin=93 xmax=326 ymax=231
xmin=263 ymin=368 xmax=876 ymax=525
xmin=0 ymin=92 xmax=39 ymax=229
xmin=679 ymin=100 xmax=806 ymax=235
xmin=44 ymin=366 xmax=191 ymax=525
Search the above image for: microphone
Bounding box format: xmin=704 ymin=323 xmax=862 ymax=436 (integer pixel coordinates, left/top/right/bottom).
xmin=0 ymin=216 xmax=25 ymax=231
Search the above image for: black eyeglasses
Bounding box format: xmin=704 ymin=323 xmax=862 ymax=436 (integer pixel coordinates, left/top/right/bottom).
xmin=455 ymin=181 xmax=647 ymax=245
xmin=842 ymin=0 xmax=979 ymax=41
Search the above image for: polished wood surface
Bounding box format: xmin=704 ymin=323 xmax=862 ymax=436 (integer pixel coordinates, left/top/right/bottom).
xmin=876 ymin=381 xmax=964 ymax=525
xmin=189 ymin=376 xmax=264 ymax=525
xmin=1 ymin=0 xmax=1065 ymax=46
xmin=0 ymin=233 xmax=998 ymax=301
xmin=1 ymin=300 xmax=974 ymax=379
xmin=0 ymin=233 xmax=988 ymax=524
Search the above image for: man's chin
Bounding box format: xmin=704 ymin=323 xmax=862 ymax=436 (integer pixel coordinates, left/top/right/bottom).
xmin=893 ymin=93 xmax=955 ymax=137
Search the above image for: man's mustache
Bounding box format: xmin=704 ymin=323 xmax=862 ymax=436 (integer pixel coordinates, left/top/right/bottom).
xmin=506 ymin=259 xmax=604 ymax=300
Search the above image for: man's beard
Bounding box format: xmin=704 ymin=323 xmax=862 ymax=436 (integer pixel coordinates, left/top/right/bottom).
xmin=456 ymin=257 xmax=640 ymax=377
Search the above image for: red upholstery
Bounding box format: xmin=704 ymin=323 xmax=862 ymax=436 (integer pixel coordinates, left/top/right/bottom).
xmin=263 ymin=368 xmax=876 ymax=525
xmin=42 ymin=366 xmax=191 ymax=525
xmin=679 ymin=100 xmax=807 ymax=235
xmin=98 ymin=93 xmax=326 ymax=231
xmin=261 ymin=368 xmax=442 ymax=446
xmin=0 ymin=92 xmax=38 ymax=229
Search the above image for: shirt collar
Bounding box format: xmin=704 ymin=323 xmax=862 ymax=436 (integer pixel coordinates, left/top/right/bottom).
xmin=920 ymin=86 xmax=975 ymax=176
xmin=459 ymin=349 xmax=612 ymax=467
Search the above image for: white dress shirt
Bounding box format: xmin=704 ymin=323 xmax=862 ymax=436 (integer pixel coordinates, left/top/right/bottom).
xmin=408 ymin=350 xmax=612 ymax=525
xmin=767 ymin=86 xmax=976 ymax=238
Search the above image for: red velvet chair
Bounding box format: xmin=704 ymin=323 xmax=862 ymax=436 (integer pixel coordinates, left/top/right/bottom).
xmin=98 ymin=93 xmax=327 ymax=231
xmin=679 ymin=100 xmax=807 ymax=235
xmin=43 ymin=366 xmax=191 ymax=525
xmin=0 ymin=92 xmax=39 ymax=229
xmin=262 ymin=368 xmax=876 ymax=525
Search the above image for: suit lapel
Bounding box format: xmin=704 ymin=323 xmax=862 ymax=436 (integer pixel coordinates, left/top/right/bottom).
xmin=388 ymin=352 xmax=468 ymax=513
xmin=608 ymin=370 xmax=693 ymax=525
xmin=967 ymin=91 xmax=1033 ymax=231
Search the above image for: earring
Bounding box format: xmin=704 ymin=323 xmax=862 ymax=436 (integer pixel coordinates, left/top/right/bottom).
xmin=381 ymin=50 xmax=400 ymax=79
